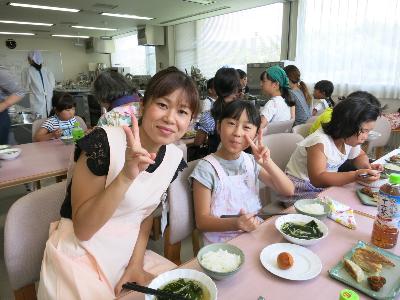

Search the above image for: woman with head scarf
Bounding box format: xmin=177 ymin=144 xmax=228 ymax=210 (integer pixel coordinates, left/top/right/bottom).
xmin=22 ymin=50 xmax=55 ymax=118
xmin=259 ymin=65 xmax=295 ymax=128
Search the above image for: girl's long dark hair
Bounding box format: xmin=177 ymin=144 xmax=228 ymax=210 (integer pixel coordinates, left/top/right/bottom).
xmin=210 ymin=67 xmax=241 ymax=121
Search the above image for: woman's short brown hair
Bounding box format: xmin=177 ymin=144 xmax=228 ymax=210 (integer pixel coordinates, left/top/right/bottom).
xmin=143 ymin=67 xmax=200 ymax=119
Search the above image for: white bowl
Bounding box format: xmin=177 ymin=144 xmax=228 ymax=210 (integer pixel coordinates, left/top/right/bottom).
xmin=0 ymin=148 xmax=21 ymax=160
xmin=145 ymin=269 xmax=217 ymax=300
xmin=294 ymin=198 xmax=331 ymax=220
xmin=275 ymin=214 xmax=328 ymax=246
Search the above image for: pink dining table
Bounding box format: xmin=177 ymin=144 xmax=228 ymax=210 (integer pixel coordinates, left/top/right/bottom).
xmin=119 ymin=208 xmax=399 ymax=300
xmin=0 ymin=140 xmax=74 ymax=189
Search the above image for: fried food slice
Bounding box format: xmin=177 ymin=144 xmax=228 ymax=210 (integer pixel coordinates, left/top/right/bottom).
xmin=352 ymin=251 xmax=382 ymax=274
xmin=344 ymin=259 xmax=365 ymax=283
xmin=360 ymin=187 xmax=378 ymax=199
xmin=357 ymin=247 xmax=395 ymax=267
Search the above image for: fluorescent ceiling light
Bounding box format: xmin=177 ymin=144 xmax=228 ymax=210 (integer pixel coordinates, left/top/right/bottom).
xmin=8 ymin=2 xmax=80 ymax=12
xmin=0 ymin=20 xmax=53 ymax=26
xmin=0 ymin=31 xmax=35 ymax=35
xmin=183 ymin=0 xmax=215 ymax=4
xmin=52 ymin=34 xmax=89 ymax=38
xmin=71 ymin=25 xmax=116 ymax=31
xmin=101 ymin=13 xmax=153 ymax=20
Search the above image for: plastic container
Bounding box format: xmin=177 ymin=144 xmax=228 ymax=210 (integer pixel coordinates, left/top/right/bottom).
xmin=339 ymin=289 xmax=359 ymax=300
xmin=71 ymin=122 xmax=84 ymax=142
xmin=371 ymin=173 xmax=400 ymax=249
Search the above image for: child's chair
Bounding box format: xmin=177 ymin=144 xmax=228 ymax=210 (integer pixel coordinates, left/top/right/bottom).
xmin=263 ymin=119 xmax=294 ymax=135
xmin=164 ymin=160 xmax=200 ymax=265
xmin=260 ymin=133 xmax=304 ymax=210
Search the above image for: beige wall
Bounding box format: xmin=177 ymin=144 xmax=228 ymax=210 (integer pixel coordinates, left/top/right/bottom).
xmin=0 ymin=36 xmax=110 ymax=81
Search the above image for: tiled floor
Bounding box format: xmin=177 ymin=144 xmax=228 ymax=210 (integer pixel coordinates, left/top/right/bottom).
xmin=0 ymin=179 xmax=196 ymax=300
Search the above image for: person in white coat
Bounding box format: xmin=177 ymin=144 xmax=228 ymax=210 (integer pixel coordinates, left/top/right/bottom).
xmin=22 ymin=50 xmax=55 ymax=118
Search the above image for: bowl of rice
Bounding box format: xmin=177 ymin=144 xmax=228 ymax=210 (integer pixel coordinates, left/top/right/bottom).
xmin=294 ymin=198 xmax=331 ymax=220
xmin=197 ymin=243 xmax=244 ymax=280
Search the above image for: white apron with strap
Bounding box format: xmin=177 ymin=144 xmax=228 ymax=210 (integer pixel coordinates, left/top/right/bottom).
xmin=38 ymin=126 xmax=181 ymax=299
xmin=202 ymin=153 xmax=261 ymax=245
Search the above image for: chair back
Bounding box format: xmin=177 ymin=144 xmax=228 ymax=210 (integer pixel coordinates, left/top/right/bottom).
xmin=167 ymin=160 xmax=198 ymax=245
xmin=260 ymin=133 xmax=303 ymax=206
xmin=367 ymin=116 xmax=391 ymax=151
xmin=263 ymin=119 xmax=294 ymax=135
xmin=32 ymin=118 xmax=46 ymax=140
xmin=263 ymin=133 xmax=304 ymax=171
xmin=292 ymin=123 xmax=312 ymax=138
xmin=175 ymin=143 xmax=188 ymax=162
xmin=306 ymin=116 xmax=318 ymax=124
xmin=4 ymin=181 xmax=66 ymax=292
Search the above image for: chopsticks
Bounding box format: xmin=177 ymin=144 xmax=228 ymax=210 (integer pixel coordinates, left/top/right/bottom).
xmin=220 ymin=212 xmax=288 ymax=219
xmin=122 ymin=282 xmax=188 ymax=300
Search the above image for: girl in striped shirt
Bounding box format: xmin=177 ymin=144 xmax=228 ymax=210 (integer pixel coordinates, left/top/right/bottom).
xmin=34 ymin=92 xmax=78 ymax=141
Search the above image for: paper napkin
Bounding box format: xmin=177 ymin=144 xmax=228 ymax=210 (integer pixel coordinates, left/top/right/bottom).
xmin=320 ymin=196 xmax=357 ymax=229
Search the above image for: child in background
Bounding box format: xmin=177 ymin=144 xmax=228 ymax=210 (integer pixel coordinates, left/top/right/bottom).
xmin=191 ymin=100 xmax=294 ymax=245
xmin=312 ymin=80 xmax=335 ymax=116
xmin=285 ymin=92 xmax=383 ymax=206
xmin=34 ymin=92 xmax=77 ymax=141
xmin=284 ymin=65 xmax=312 ymax=126
xmin=260 ymin=66 xmax=296 ymax=128
xmin=194 ymin=67 xmax=241 ymax=154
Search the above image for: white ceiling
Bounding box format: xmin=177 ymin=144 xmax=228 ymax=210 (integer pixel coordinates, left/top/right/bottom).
xmin=0 ymin=0 xmax=283 ymax=38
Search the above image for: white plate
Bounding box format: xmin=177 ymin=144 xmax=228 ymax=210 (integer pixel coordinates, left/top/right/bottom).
xmin=260 ymin=243 xmax=322 ymax=280
xmin=0 ymin=145 xmax=9 ymax=150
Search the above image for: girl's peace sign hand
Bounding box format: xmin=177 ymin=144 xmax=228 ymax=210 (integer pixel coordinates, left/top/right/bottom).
xmin=245 ymin=131 xmax=271 ymax=168
xmin=121 ymin=115 xmax=156 ymax=181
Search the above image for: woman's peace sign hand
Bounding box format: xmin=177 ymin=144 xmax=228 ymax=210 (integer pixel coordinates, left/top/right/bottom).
xmin=121 ymin=115 xmax=156 ymax=181
xmin=245 ymin=131 xmax=271 ymax=168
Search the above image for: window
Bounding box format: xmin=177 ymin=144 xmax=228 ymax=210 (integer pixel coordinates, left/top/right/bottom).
xmin=175 ymin=3 xmax=283 ymax=78
xmin=111 ymin=34 xmax=156 ymax=75
xmin=296 ymin=0 xmax=400 ymax=99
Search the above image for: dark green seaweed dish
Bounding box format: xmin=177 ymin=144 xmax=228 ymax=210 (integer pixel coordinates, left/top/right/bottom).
xmin=156 ymin=278 xmax=210 ymax=300
xmin=281 ymin=220 xmax=323 ymax=240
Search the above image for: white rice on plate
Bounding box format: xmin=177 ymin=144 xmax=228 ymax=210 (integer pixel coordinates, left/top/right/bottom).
xmin=200 ymin=249 xmax=241 ymax=272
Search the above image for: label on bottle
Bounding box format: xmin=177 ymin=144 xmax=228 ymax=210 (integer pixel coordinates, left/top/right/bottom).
xmin=377 ymin=191 xmax=400 ymax=229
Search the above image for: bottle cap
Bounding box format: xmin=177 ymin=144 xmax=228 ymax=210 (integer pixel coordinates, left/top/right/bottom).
xmin=339 ymin=289 xmax=359 ymax=300
xmin=389 ymin=173 xmax=400 ymax=184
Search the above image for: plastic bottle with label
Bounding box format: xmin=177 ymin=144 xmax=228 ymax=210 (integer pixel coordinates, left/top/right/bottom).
xmin=371 ymin=173 xmax=400 ymax=249
xmin=71 ymin=122 xmax=85 ymax=142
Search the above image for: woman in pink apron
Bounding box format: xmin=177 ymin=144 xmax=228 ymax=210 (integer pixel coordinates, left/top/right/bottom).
xmin=38 ymin=67 xmax=200 ymax=299
xmin=190 ymin=100 xmax=294 ymax=244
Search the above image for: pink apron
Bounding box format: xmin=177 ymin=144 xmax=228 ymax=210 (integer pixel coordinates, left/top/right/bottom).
xmin=202 ymin=153 xmax=261 ymax=245
xmin=38 ymin=126 xmax=181 ymax=299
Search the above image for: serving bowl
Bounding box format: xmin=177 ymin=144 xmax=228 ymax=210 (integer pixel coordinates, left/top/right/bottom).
xmin=275 ymin=214 xmax=329 ymax=246
xmin=60 ymin=136 xmax=74 ymax=145
xmin=294 ymin=198 xmax=331 ymax=220
xmin=145 ymin=269 xmax=217 ymax=300
xmin=0 ymin=148 xmax=21 ymax=160
xmin=197 ymin=243 xmax=244 ymax=280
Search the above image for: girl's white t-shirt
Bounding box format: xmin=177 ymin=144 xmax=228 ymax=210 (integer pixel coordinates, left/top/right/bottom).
xmin=286 ymin=128 xmax=361 ymax=181
xmin=314 ymin=99 xmax=329 ymax=112
xmin=260 ymin=96 xmax=291 ymax=123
